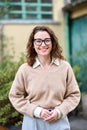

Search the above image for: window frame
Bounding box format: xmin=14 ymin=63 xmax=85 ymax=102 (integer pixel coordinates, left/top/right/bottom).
xmin=0 ymin=0 xmax=53 ymax=20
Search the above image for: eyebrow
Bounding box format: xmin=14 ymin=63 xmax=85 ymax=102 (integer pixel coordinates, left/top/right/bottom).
xmin=34 ymin=38 xmax=51 ymax=40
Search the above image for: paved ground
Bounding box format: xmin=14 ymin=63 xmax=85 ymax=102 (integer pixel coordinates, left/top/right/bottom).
xmin=70 ymin=117 xmax=87 ymax=130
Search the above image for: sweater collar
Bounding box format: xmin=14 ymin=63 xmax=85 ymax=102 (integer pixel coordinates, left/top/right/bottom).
xmin=33 ymin=57 xmax=60 ymax=68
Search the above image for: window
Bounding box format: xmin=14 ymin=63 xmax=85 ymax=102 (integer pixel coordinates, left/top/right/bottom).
xmin=0 ymin=0 xmax=53 ymax=20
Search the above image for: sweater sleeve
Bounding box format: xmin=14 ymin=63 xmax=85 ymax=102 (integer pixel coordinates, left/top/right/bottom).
xmin=9 ymin=65 xmax=38 ymax=117
xmin=55 ymin=63 xmax=81 ymax=119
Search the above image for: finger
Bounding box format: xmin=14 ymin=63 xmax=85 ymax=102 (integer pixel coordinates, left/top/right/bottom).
xmin=44 ymin=112 xmax=57 ymax=122
xmin=43 ymin=113 xmax=50 ymax=119
xmin=45 ymin=118 xmax=55 ymax=122
xmin=44 ymin=115 xmax=55 ymax=121
xmin=40 ymin=109 xmax=52 ymax=119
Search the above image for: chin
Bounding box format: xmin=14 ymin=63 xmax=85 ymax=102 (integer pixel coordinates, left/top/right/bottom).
xmin=40 ymin=54 xmax=47 ymax=56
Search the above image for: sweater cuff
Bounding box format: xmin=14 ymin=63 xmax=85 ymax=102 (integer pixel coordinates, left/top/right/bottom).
xmin=34 ymin=107 xmax=43 ymax=118
xmin=55 ymin=108 xmax=62 ymax=119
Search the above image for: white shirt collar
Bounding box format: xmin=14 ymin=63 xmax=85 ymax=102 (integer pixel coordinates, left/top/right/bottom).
xmin=33 ymin=57 xmax=60 ymax=68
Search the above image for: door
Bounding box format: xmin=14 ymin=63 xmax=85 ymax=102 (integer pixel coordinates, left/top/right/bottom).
xmin=70 ymin=15 xmax=87 ymax=92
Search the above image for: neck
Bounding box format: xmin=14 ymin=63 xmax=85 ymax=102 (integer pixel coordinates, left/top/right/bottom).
xmin=38 ymin=55 xmax=51 ymax=67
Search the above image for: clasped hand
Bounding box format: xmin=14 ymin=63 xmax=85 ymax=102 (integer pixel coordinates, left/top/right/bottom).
xmin=40 ymin=109 xmax=58 ymax=122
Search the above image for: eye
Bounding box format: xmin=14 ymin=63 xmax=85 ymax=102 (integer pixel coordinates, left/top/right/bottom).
xmin=45 ymin=39 xmax=51 ymax=43
xmin=46 ymin=39 xmax=50 ymax=42
xmin=37 ymin=40 xmax=41 ymax=43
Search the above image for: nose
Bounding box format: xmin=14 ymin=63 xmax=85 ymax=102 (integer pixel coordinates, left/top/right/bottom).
xmin=41 ymin=41 xmax=46 ymax=46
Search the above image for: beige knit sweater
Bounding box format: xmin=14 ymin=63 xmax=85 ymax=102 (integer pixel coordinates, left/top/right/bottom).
xmin=9 ymin=59 xmax=81 ymax=118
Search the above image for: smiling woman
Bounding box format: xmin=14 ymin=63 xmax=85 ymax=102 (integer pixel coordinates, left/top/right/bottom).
xmin=9 ymin=26 xmax=81 ymax=130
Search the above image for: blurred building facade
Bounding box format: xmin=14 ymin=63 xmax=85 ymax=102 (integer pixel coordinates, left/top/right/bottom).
xmin=0 ymin=0 xmax=87 ymax=62
xmin=63 ymin=0 xmax=87 ymax=62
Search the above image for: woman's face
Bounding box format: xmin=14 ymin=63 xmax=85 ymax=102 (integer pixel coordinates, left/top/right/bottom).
xmin=33 ymin=31 xmax=52 ymax=57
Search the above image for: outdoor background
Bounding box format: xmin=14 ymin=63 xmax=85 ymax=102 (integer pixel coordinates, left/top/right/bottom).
xmin=0 ymin=0 xmax=87 ymax=130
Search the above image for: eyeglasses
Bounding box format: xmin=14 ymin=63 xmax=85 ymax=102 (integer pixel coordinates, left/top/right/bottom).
xmin=34 ymin=38 xmax=52 ymax=46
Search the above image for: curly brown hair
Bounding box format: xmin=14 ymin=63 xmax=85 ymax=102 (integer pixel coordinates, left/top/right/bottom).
xmin=26 ymin=26 xmax=64 ymax=66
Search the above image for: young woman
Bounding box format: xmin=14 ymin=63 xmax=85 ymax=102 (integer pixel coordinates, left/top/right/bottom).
xmin=9 ymin=26 xmax=81 ymax=130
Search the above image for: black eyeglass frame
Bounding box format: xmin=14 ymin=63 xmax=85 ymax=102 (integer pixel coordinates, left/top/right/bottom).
xmin=33 ymin=38 xmax=52 ymax=46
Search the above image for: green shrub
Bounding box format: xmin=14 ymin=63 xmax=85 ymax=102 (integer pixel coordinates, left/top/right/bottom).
xmin=0 ymin=53 xmax=25 ymax=126
xmin=72 ymin=44 xmax=87 ymax=93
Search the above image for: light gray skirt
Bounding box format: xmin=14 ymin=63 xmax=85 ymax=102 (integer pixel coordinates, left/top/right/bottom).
xmin=22 ymin=115 xmax=70 ymax=130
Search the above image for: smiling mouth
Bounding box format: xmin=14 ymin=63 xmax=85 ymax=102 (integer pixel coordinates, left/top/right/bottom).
xmin=40 ymin=48 xmax=48 ymax=51
xmin=40 ymin=47 xmax=49 ymax=50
